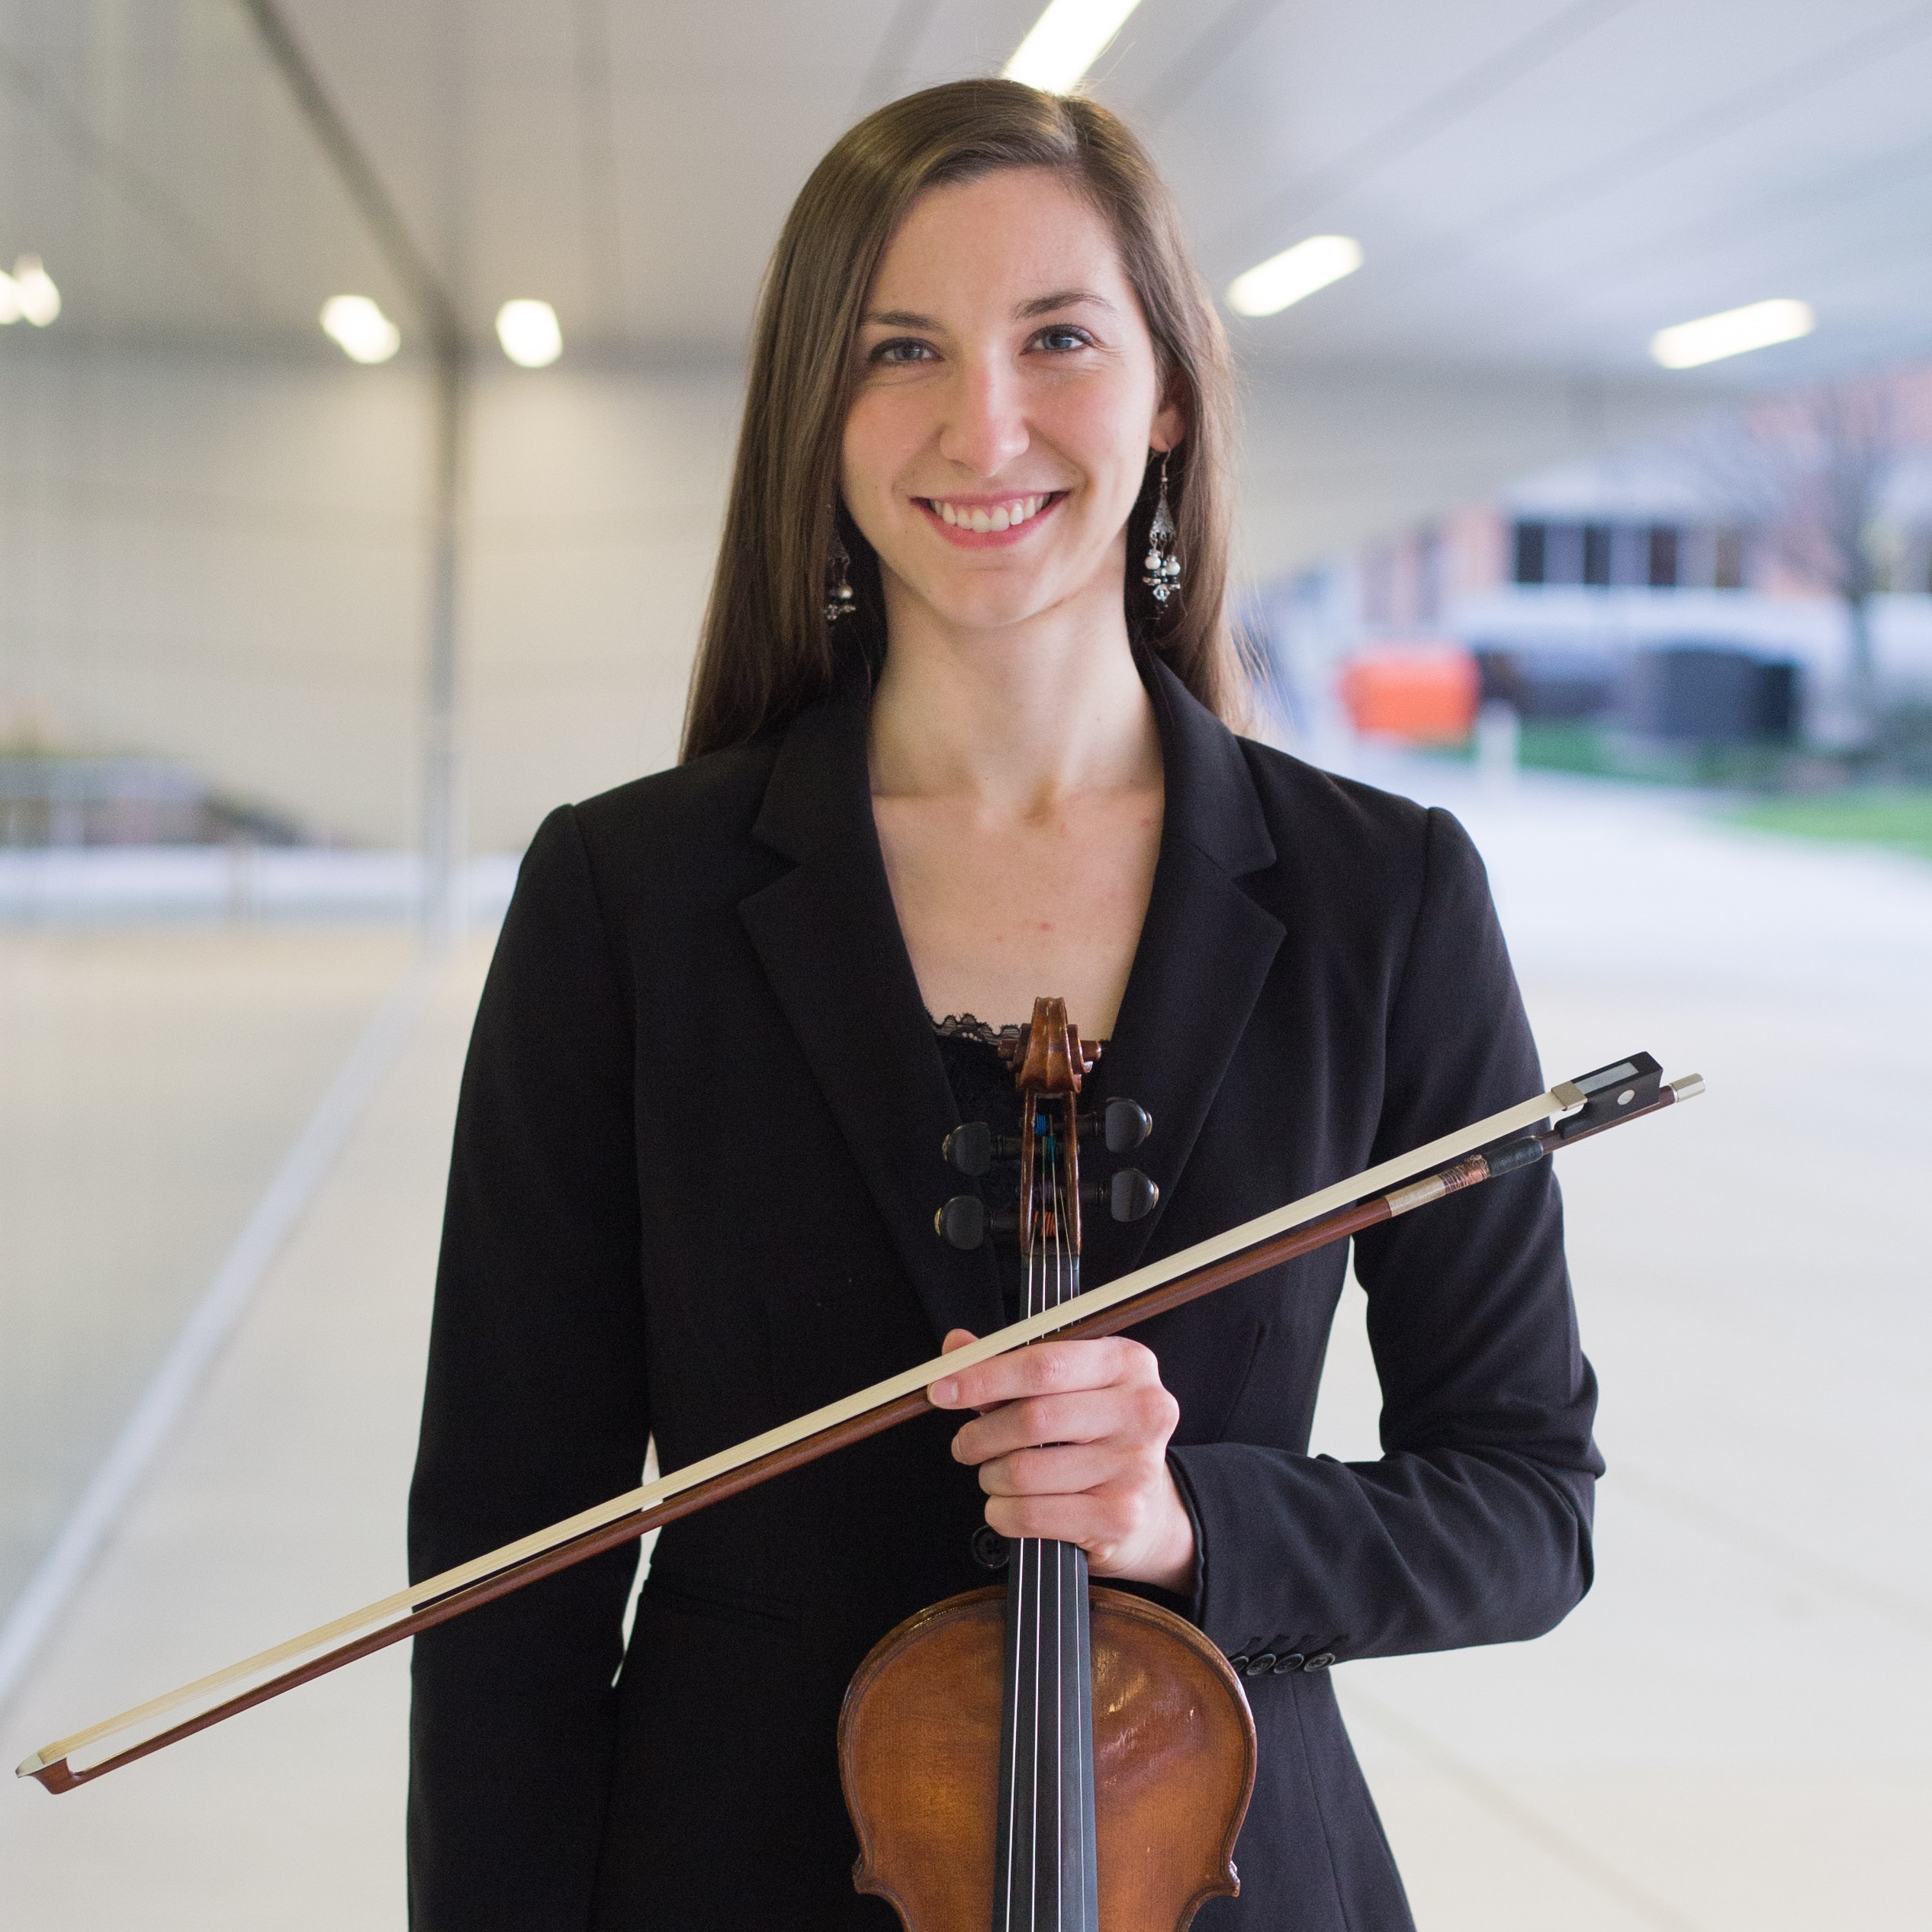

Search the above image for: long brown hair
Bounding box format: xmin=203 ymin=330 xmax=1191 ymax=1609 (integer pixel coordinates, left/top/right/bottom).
xmin=681 ymin=79 xmax=1242 ymax=762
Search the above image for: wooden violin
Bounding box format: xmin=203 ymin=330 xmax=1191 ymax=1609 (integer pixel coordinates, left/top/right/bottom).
xmin=838 ymin=998 xmax=1255 ymax=1930
xmin=18 ymin=1049 xmax=1701 ymax=1803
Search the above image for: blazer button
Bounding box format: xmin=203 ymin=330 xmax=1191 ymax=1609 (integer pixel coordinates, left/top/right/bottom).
xmin=1270 ymin=1652 xmax=1305 ymax=1674
xmin=1226 ymin=1654 xmax=1250 ymax=1673
xmin=1243 ymin=1653 xmax=1276 ymax=1676
xmin=970 ymin=1526 xmax=1010 ymax=1570
xmin=1302 ymin=1651 xmax=1336 ymax=1671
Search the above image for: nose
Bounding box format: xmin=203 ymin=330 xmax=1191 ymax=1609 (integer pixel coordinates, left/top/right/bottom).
xmin=935 ymin=355 xmax=1029 ymax=479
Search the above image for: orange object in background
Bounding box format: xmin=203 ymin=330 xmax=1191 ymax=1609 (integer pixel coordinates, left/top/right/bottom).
xmin=1339 ymin=643 xmax=1480 ymax=743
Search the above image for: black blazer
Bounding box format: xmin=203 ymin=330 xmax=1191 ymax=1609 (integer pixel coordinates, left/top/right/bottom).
xmin=407 ymin=661 xmax=1601 ymax=1931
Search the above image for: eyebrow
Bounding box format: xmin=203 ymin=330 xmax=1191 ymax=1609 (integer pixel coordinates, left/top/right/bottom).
xmin=860 ymin=289 xmax=1119 ymax=330
xmin=1016 ymin=288 xmax=1116 ymax=320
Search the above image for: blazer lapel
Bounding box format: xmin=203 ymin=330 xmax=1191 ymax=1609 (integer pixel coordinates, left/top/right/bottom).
xmin=738 ymin=691 xmax=1006 ymax=1348
xmin=1081 ymin=661 xmax=1286 ymax=1287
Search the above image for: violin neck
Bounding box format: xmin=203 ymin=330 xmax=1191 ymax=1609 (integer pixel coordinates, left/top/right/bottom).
xmin=994 ymin=1236 xmax=1101 ymax=1931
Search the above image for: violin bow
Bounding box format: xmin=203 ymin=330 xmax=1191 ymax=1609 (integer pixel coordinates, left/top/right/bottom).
xmin=18 ymin=1051 xmax=1701 ymax=1794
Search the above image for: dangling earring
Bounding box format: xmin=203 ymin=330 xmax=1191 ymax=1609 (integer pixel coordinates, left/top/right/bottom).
xmin=1143 ymin=453 xmax=1181 ymax=605
xmin=824 ymin=518 xmax=856 ymax=624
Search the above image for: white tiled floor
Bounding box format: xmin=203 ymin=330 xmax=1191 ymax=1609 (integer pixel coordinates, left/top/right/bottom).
xmin=2 ymin=776 xmax=1927 ymax=1927
xmin=0 ymin=940 xmax=485 ymax=1927
xmin=0 ymin=924 xmax=413 ymax=1612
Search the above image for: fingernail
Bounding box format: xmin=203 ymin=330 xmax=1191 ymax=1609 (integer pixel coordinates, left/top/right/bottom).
xmin=931 ymin=1378 xmax=959 ymax=1406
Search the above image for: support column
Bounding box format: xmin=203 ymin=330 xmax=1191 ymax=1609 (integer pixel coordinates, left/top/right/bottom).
xmin=239 ymin=0 xmax=471 ymax=948
xmin=422 ymin=344 xmax=468 ymax=948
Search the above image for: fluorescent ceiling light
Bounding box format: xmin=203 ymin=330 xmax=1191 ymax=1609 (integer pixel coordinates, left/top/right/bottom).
xmin=0 ymin=256 xmax=60 ymax=326
xmin=1004 ymin=0 xmax=1145 ymax=93
xmin=320 ymin=294 xmax=400 ymax=364
xmin=1226 ymin=236 xmax=1363 ymax=318
xmin=1650 ymin=298 xmax=1814 ymax=370
xmin=497 ymin=298 xmax=562 ymax=368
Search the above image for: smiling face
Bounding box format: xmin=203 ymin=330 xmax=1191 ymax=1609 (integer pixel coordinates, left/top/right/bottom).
xmin=842 ymin=166 xmax=1185 ymax=643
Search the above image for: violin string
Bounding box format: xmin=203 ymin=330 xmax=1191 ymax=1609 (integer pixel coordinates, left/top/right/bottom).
xmin=1059 ymin=1093 xmax=1084 ymax=1925
xmin=1050 ymin=1100 xmax=1067 ymax=1927
xmin=1036 ymin=1098 xmax=1050 ymax=1929
xmin=1021 ymin=1100 xmax=1046 ymax=1930
xmin=1006 ymin=1118 xmax=1032 ymax=1932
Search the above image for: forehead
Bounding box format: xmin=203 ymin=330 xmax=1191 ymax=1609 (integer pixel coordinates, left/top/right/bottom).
xmin=867 ymin=166 xmax=1136 ymax=316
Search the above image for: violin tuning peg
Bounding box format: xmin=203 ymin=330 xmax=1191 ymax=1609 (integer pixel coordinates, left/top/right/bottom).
xmin=934 ymin=1195 xmax=985 ymax=1249
xmin=942 ymin=1121 xmax=993 ymax=1175
xmin=1109 ymin=1168 xmax=1159 ymax=1224
xmin=934 ymin=1197 xmax=1020 ymax=1249
xmin=1104 ymin=1098 xmax=1152 ymax=1153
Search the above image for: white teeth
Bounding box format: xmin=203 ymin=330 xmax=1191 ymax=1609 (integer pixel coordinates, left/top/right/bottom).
xmin=930 ymin=493 xmax=1050 ymax=529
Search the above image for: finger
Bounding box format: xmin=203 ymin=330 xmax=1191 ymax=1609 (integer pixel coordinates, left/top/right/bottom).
xmin=940 ymin=1327 xmax=979 ymax=1355
xmin=975 ymin=1442 xmax=1133 ymax=1499
xmin=950 ymin=1388 xmax=1124 ymax=1466
xmin=982 ymin=1482 xmax=1152 ymax=1561
xmin=953 ymin=1377 xmax=1178 ymax=1467
xmin=930 ymin=1336 xmax=1150 ymax=1412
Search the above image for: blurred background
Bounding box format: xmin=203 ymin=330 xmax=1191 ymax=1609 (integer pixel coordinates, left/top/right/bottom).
xmin=1 ymin=2 xmax=1927 ymax=1925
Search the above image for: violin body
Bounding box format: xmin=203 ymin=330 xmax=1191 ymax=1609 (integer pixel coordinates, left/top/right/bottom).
xmin=841 ymin=1583 xmax=1256 ymax=1931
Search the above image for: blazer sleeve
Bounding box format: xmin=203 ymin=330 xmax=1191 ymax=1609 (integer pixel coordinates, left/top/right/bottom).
xmin=1168 ymin=805 xmax=1602 ymax=1665
xmin=407 ymin=805 xmax=649 ymax=1930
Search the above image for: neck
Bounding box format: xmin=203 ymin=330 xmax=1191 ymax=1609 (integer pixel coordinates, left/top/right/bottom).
xmin=866 ymin=567 xmax=1160 ymax=817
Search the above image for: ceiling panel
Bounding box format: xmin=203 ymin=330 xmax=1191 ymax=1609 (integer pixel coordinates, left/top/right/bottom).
xmin=0 ymin=0 xmax=1925 ymax=395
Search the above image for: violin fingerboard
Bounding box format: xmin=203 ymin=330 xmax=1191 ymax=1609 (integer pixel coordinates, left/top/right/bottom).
xmin=993 ymin=1535 xmax=1101 ymax=1932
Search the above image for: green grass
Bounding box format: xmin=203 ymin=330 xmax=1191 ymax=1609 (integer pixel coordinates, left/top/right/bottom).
xmin=1430 ymin=722 xmax=1796 ymax=787
xmin=1724 ymin=789 xmax=1932 ymax=862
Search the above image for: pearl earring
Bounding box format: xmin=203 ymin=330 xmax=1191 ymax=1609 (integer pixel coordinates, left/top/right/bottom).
xmin=1143 ymin=453 xmax=1181 ymax=605
xmin=825 ymin=519 xmax=856 ymax=624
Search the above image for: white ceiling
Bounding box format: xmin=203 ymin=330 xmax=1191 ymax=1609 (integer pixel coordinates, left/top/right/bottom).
xmin=2 ymin=0 xmax=1930 ymax=397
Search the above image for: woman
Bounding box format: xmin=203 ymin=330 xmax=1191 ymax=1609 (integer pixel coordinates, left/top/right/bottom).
xmin=407 ymin=80 xmax=1600 ymax=1930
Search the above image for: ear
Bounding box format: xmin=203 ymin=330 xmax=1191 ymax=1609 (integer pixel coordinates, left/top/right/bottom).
xmin=1149 ymin=378 xmax=1188 ymax=457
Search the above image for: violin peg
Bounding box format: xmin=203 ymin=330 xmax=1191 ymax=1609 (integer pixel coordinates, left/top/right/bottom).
xmin=1104 ymin=1098 xmax=1152 ymax=1153
xmin=934 ymin=1197 xmax=1020 ymax=1249
xmin=934 ymin=1196 xmax=985 ymax=1249
xmin=942 ymin=1121 xmax=993 ymax=1175
xmin=1110 ymin=1169 xmax=1159 ymax=1223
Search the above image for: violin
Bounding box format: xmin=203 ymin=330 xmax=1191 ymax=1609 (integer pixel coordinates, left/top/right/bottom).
xmin=18 ymin=1048 xmax=1702 ymax=1801
xmin=838 ymin=998 xmax=1255 ymax=1930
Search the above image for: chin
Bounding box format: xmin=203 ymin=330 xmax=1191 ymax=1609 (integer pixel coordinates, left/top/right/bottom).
xmin=889 ymin=554 xmax=1103 ymax=635
xmin=918 ymin=583 xmax=1066 ymax=632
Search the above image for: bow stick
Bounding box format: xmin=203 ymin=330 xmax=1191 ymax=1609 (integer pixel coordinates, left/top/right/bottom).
xmin=18 ymin=1051 xmax=1702 ymax=1793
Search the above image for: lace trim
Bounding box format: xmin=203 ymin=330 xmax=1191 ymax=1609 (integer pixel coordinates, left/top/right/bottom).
xmin=929 ymin=1011 xmax=1109 ymax=1051
xmin=929 ymin=1011 xmax=1024 ymax=1048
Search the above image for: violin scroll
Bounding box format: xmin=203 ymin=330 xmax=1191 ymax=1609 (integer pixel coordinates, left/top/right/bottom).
xmin=937 ymin=998 xmax=1156 ymax=1250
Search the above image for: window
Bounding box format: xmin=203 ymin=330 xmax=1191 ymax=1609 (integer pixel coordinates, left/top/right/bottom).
xmin=1544 ymin=524 xmax=1584 ymax=585
xmin=1647 ymin=526 xmax=1679 ymax=588
xmin=1512 ymin=522 xmax=1546 ymax=585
